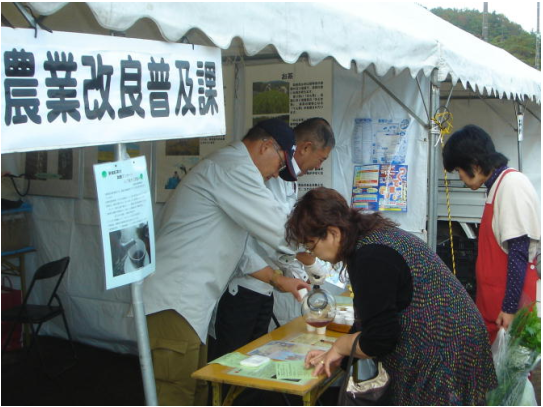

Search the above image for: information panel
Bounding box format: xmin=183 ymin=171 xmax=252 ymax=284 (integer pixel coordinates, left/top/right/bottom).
xmin=94 ymin=156 xmax=155 ymax=289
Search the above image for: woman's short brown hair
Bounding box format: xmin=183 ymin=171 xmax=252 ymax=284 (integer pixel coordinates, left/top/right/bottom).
xmin=285 ymin=187 xmax=397 ymax=262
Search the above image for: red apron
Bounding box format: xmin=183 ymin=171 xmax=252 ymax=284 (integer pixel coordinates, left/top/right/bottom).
xmin=476 ymin=169 xmax=539 ymax=344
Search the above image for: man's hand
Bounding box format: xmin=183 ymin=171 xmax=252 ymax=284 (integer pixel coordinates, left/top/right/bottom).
xmin=272 ymin=275 xmax=311 ymax=302
xmin=296 ymin=251 xmax=316 ymax=266
xmin=250 ymin=267 xmax=310 ymax=301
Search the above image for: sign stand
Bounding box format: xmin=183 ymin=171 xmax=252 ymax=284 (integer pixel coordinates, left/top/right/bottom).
xmin=131 ymin=279 xmax=157 ymax=406
xmin=114 ymin=144 xmax=157 ymax=406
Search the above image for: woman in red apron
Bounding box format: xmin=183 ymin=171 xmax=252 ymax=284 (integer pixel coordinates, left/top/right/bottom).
xmin=443 ymin=125 xmax=540 ymax=344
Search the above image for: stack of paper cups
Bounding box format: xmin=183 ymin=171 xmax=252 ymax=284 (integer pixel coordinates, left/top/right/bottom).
xmin=333 ymin=312 xmax=346 ymax=324
xmin=335 ymin=307 xmax=355 ymax=325
xmin=344 ymin=307 xmax=355 ymax=326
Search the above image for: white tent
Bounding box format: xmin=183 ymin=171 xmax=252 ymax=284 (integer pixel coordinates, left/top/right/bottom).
xmin=2 ymin=2 xmax=540 ymax=353
xmin=20 ymin=2 xmax=542 ymax=102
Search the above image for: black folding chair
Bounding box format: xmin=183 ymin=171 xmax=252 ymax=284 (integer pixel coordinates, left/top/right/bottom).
xmin=2 ymin=256 xmax=77 ymax=375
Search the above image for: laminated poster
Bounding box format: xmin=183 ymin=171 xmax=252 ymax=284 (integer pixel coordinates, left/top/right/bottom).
xmin=352 ymin=164 xmax=408 ymax=212
xmin=155 ymin=64 xmax=236 ymax=203
xmin=94 ymin=156 xmax=155 ymax=289
xmin=351 ymin=118 xmax=410 ymax=165
xmin=245 ymin=60 xmax=333 ymax=196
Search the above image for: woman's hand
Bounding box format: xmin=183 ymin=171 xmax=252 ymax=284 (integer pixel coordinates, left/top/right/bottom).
xmin=496 ymin=311 xmax=515 ymax=331
xmin=304 ymin=347 xmax=344 ymax=377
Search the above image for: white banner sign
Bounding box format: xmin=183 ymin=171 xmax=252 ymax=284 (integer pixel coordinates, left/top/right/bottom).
xmin=1 ymin=28 xmax=225 ymax=153
xmin=94 ymin=156 xmax=155 ymax=289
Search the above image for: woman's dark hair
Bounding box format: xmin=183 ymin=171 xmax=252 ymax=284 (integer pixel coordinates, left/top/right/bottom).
xmin=442 ymin=124 xmax=508 ymax=177
xmin=285 ymin=187 xmax=397 ymax=262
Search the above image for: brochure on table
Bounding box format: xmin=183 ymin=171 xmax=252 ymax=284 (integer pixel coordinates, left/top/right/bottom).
xmin=209 ymin=333 xmax=337 ymax=385
xmin=94 ymin=156 xmax=155 ymax=289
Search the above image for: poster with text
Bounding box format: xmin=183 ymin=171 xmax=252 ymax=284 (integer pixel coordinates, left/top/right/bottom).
xmin=155 ymin=64 xmax=235 ymax=202
xmin=83 ymin=142 xmax=152 ymax=199
xmin=25 ymin=148 xmax=81 ymax=198
xmin=352 ymin=164 xmax=408 ymax=212
xmin=245 ymin=60 xmax=333 ymax=196
xmin=94 ymin=156 xmax=155 ymax=289
xmin=351 ymin=118 xmax=410 ymax=164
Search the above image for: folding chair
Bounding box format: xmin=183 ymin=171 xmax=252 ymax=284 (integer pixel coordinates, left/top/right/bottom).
xmin=1 ymin=256 xmax=77 ymax=375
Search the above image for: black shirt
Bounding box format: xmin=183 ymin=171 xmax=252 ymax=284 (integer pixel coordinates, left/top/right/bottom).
xmin=348 ymin=244 xmax=413 ymax=357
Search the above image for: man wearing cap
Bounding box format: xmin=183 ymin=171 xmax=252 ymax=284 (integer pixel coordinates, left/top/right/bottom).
xmin=211 ymin=118 xmax=336 ymax=362
xmin=143 ymin=119 xmax=310 ymax=406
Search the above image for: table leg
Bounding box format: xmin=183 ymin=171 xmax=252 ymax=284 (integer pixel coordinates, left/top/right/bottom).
xmin=223 ymin=386 xmax=244 ymax=406
xmin=303 ymin=391 xmax=315 ymax=406
xmin=211 ymin=382 xmax=222 ymax=406
xmin=303 ymin=369 xmax=345 ymax=406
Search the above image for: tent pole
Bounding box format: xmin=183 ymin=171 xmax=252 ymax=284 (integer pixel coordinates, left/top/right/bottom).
xmin=515 ymin=101 xmax=526 ymax=172
xmin=115 ymin=144 xmax=158 ymax=406
xmin=131 ymin=280 xmax=158 ymax=406
xmin=13 ymin=2 xmax=36 ymax=29
xmin=427 ymin=71 xmax=440 ymax=251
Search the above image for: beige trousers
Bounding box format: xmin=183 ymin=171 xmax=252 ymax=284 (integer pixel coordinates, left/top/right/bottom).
xmin=146 ymin=310 xmax=208 ymax=406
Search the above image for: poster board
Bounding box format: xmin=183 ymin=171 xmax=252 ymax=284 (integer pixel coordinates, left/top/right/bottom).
xmin=351 ymin=117 xmax=410 ymax=165
xmin=94 ymin=156 xmax=155 ymax=289
xmin=351 ymin=164 xmax=408 ymax=212
xmin=25 ymin=148 xmax=81 ymax=198
xmin=244 ymin=60 xmax=333 ymax=195
xmin=83 ymin=142 xmax=152 ymax=199
xmin=350 ymin=117 xmax=411 ymax=212
xmin=155 ymin=64 xmax=235 ymax=202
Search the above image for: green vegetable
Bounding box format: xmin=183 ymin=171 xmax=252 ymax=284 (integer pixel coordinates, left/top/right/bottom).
xmin=487 ymin=304 xmax=541 ymax=406
xmin=508 ymin=304 xmax=541 ymax=354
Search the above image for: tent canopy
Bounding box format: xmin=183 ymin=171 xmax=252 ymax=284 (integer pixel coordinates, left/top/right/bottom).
xmin=2 ymin=2 xmax=539 ymax=358
xmin=27 ymin=2 xmax=541 ymax=104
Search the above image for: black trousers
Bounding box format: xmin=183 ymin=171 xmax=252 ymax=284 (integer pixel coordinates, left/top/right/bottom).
xmin=209 ymin=286 xmax=274 ymax=361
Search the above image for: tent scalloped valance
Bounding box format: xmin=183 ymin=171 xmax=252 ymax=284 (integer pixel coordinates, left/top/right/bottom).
xmin=28 ymin=2 xmax=541 ymax=104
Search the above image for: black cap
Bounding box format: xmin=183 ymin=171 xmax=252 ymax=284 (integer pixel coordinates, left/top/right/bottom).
xmin=256 ymin=119 xmax=297 ymax=181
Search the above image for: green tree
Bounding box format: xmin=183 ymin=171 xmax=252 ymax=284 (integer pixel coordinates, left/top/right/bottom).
xmin=430 ymin=7 xmax=540 ymax=70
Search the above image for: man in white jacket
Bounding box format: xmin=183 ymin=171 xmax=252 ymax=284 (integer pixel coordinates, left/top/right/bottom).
xmin=143 ymin=119 xmax=310 ymax=406
xmin=211 ymin=118 xmax=336 ymax=361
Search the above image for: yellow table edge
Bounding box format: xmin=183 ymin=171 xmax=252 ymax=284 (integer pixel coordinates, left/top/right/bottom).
xmin=192 ymin=317 xmax=346 ymax=405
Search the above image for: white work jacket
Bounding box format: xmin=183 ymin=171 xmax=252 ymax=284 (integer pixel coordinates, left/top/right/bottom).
xmin=143 ymin=142 xmax=294 ymax=343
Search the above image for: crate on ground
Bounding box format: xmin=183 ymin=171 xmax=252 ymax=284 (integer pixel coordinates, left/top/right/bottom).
xmin=437 ymin=235 xmax=477 ymax=284
xmin=1 ymin=203 xmax=32 ymax=253
xmin=457 ymin=276 xmax=476 ymax=302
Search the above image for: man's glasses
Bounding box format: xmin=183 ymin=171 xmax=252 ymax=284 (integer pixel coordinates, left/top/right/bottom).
xmin=271 ymin=140 xmax=287 ymax=173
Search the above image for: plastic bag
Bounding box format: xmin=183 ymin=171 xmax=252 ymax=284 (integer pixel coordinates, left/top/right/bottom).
xmin=491 ymin=327 xmax=506 ymax=368
xmin=487 ymin=308 xmax=541 ymax=406
xmin=518 ymin=378 xmax=537 ymax=406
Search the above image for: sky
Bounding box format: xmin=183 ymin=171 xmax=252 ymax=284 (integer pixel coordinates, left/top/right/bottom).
xmin=416 ymin=2 xmax=540 ymax=32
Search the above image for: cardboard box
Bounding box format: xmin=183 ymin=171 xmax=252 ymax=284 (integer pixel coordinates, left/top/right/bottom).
xmin=1 ymin=211 xmax=30 ymax=252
